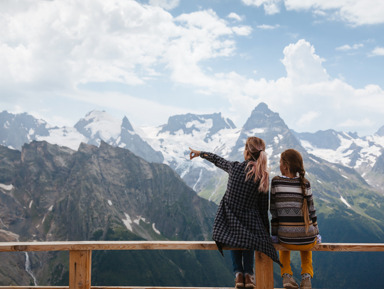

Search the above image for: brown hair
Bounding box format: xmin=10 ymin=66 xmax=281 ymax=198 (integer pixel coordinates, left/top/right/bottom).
xmin=281 ymin=149 xmax=310 ymax=232
xmin=245 ymin=137 xmax=269 ymax=193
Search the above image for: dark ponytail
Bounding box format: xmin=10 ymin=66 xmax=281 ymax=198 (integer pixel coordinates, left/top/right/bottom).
xmin=299 ymin=170 xmax=310 ymax=233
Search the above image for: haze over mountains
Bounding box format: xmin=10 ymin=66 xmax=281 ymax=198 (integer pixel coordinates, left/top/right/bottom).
xmin=1 ymin=104 xmax=384 ymax=288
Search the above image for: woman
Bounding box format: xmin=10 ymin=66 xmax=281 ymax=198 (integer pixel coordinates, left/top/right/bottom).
xmin=189 ymin=137 xmax=280 ymax=288
xmin=270 ymin=149 xmax=320 ymax=289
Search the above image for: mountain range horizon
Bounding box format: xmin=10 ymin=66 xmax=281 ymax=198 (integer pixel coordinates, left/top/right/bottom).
xmin=2 ymin=103 xmax=384 ymax=138
xmin=2 ymin=102 xmax=383 ymax=196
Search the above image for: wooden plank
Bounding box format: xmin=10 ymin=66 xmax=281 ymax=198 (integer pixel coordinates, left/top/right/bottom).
xmin=0 ymin=241 xmax=383 ymax=252
xmin=92 ymin=287 xmax=283 ymax=289
xmin=0 ymin=241 xmax=218 ymax=252
xmin=92 ymin=287 xmax=238 ymax=289
xmin=0 ymin=287 xmax=68 ymax=289
xmin=69 ymin=250 xmax=92 ymax=289
xmin=254 ymin=251 xmax=274 ymax=289
xmin=0 ymin=287 xmax=285 ymax=289
xmin=274 ymin=243 xmax=384 ymax=252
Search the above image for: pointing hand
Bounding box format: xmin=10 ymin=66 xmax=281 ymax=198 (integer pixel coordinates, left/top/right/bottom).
xmin=189 ymin=147 xmax=200 ymax=160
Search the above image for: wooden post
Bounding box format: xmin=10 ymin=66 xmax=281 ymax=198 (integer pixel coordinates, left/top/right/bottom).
xmin=254 ymin=251 xmax=274 ymax=289
xmin=69 ymin=250 xmax=92 ymax=289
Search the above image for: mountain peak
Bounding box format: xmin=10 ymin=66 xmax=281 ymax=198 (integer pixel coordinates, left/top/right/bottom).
xmin=83 ymin=110 xmax=107 ymax=119
xmin=253 ymin=102 xmax=270 ymax=113
xmin=0 ymin=111 xmax=50 ymax=149
xmin=122 ymin=116 xmax=134 ymax=132
xmin=75 ymin=111 xmax=121 ymax=142
xmin=159 ymin=112 xmax=236 ymax=141
xmin=376 ymin=125 xmax=384 ymax=136
xmin=243 ymin=102 xmax=286 ymax=132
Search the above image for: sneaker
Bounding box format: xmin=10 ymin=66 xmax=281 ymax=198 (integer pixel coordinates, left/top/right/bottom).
xmin=300 ymin=276 xmax=312 ymax=289
xmin=282 ymin=273 xmax=299 ymax=289
xmin=244 ymin=273 xmax=255 ymax=288
xmin=235 ymin=272 xmax=244 ymax=288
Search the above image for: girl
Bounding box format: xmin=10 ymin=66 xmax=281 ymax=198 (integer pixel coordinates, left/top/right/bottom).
xmin=270 ymin=149 xmax=320 ymax=289
xmin=189 ymin=137 xmax=280 ymax=288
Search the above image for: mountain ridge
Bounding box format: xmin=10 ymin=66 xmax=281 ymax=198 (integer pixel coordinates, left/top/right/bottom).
xmin=0 ymin=140 xmax=233 ymax=286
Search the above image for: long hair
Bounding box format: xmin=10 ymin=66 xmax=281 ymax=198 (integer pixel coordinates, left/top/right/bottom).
xmin=244 ymin=137 xmax=269 ymax=193
xmin=281 ymin=149 xmax=310 ymax=232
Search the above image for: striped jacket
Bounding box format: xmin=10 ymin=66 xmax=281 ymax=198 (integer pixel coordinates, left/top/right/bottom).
xmin=270 ymin=175 xmax=319 ymax=245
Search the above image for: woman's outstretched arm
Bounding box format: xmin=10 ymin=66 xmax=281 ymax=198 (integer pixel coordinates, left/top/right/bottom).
xmin=189 ymin=147 xmax=233 ymax=173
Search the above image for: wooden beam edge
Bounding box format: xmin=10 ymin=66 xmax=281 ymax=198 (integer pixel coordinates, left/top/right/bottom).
xmin=0 ymin=241 xmax=383 ymax=252
xmin=0 ymin=287 xmax=285 ymax=289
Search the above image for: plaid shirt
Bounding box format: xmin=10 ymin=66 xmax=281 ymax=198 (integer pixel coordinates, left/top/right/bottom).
xmin=200 ymin=152 xmax=280 ymax=265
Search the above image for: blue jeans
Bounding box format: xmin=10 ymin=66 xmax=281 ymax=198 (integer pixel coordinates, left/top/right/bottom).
xmin=231 ymin=249 xmax=254 ymax=275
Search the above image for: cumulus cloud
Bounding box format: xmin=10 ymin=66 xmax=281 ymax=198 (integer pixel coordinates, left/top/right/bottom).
xmin=0 ymin=0 xmax=176 ymax=88
xmin=281 ymin=39 xmax=329 ymax=84
xmin=232 ymin=26 xmax=253 ymax=35
xmin=0 ymin=1 xmax=250 ymax=92
xmin=242 ymin=0 xmax=281 ymax=15
xmin=370 ymin=47 xmax=384 ymax=56
xmin=242 ymin=0 xmax=384 ymax=26
xmin=228 ymin=12 xmax=243 ymax=22
xmin=284 ymin=0 xmax=384 ymax=25
xmin=149 ymin=0 xmax=179 ymax=10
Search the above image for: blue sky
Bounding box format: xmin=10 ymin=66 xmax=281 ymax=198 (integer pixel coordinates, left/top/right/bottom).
xmin=1 ymin=0 xmax=383 ymax=136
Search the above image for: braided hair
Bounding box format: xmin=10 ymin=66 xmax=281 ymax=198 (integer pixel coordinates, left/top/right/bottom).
xmin=244 ymin=137 xmax=269 ymax=193
xmin=281 ymin=149 xmax=310 ymax=233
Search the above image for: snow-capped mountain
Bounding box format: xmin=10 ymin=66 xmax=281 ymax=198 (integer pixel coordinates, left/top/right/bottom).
xmin=0 ymin=111 xmax=50 ymax=149
xmin=139 ymin=113 xmax=240 ymax=201
xmin=0 ymin=110 xmax=163 ymax=164
xmin=229 ymin=102 xmax=303 ymax=172
xmin=74 ymin=110 xmax=123 ymax=145
xmin=294 ymin=128 xmax=384 ymax=192
xmin=1 ymin=106 xmax=383 ymax=196
xmin=74 ymin=111 xmax=163 ymax=163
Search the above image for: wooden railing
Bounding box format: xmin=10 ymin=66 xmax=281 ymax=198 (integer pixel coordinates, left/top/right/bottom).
xmin=0 ymin=241 xmax=383 ymax=289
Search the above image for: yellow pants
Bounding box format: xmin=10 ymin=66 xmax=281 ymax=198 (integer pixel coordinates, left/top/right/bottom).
xmin=279 ymin=241 xmax=316 ymax=278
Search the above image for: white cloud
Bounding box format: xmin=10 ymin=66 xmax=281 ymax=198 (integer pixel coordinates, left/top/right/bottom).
xmin=242 ymin=0 xmax=384 ymax=26
xmin=232 ymin=26 xmax=253 ymax=36
xmin=0 ymin=1 xmax=246 ymax=93
xmin=336 ymin=43 xmax=364 ymax=51
xmin=228 ymin=12 xmax=243 ymax=22
xmin=370 ymin=47 xmax=384 ymax=56
xmin=165 ymin=9 xmax=242 ymax=85
xmin=281 ymin=39 xmax=329 ymax=84
xmin=0 ymin=0 xmax=177 ymax=88
xmin=284 ymin=0 xmax=384 ymax=26
xmin=242 ymin=0 xmax=281 ymax=15
xmin=256 ymin=24 xmax=280 ymax=30
xmin=149 ymin=0 xmax=179 ymax=10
